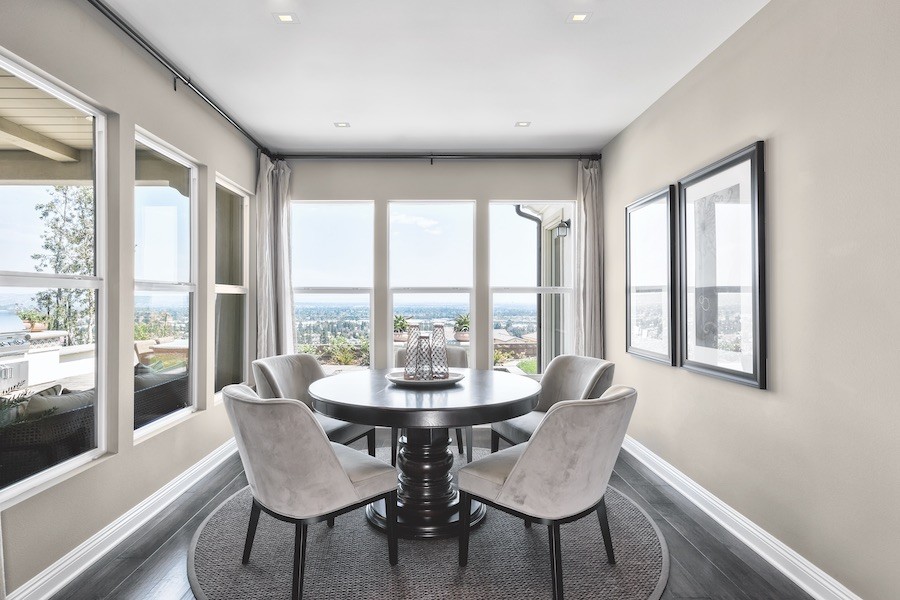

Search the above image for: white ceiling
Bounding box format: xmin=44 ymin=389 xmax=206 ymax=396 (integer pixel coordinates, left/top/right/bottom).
xmin=102 ymin=0 xmax=768 ymax=155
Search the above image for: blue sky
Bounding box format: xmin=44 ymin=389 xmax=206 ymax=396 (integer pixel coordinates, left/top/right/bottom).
xmin=290 ymin=202 xmax=540 ymax=293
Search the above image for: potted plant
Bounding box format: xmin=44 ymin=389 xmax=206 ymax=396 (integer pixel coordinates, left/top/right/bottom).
xmin=17 ymin=308 xmax=49 ymax=332
xmin=453 ymin=313 xmax=470 ymax=342
xmin=393 ymin=315 xmax=409 ymax=342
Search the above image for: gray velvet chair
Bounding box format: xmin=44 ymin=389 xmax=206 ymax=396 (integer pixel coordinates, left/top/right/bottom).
xmin=252 ymin=353 xmax=376 ymax=456
xmin=491 ymin=354 xmax=615 ymax=452
xmin=392 ymin=346 xmax=472 ymax=464
xmin=458 ymin=385 xmax=637 ymax=600
xmin=223 ymin=385 xmax=398 ymax=600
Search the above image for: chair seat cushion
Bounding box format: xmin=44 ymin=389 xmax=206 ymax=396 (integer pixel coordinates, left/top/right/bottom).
xmin=491 ymin=411 xmax=545 ymax=446
xmin=458 ymin=444 xmax=526 ymax=501
xmin=316 ymin=414 xmax=372 ymax=446
xmin=331 ymin=443 xmax=397 ymax=500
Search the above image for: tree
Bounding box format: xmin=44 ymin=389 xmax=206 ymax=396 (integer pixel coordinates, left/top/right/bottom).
xmin=31 ymin=186 xmax=95 ymax=344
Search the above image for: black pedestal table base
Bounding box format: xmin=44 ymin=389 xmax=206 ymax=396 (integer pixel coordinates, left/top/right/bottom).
xmin=366 ymin=427 xmax=486 ymax=539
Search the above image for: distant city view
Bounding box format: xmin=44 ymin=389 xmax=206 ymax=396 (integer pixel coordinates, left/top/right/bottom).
xmin=294 ymin=301 xmax=540 ymax=370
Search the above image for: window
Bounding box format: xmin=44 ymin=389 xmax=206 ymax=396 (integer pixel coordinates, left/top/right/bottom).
xmin=0 ymin=59 xmax=105 ymax=493
xmin=291 ymin=202 xmax=373 ymax=373
xmin=133 ymin=135 xmax=196 ymax=432
xmin=287 ymin=199 xmax=572 ymax=373
xmin=390 ymin=202 xmax=474 ymax=367
xmin=214 ymin=181 xmax=249 ymax=393
xmin=490 ymin=203 xmax=574 ymax=373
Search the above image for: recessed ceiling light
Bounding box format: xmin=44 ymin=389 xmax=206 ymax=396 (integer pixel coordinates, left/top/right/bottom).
xmin=515 ymin=121 xmax=531 ymax=128
xmin=334 ymin=122 xmax=351 ymax=128
xmin=567 ymin=12 xmax=592 ymax=24
xmin=273 ymin=13 xmax=298 ymax=24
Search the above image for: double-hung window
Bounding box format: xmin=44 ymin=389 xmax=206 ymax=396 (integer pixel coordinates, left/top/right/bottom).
xmin=0 ymin=57 xmax=106 ymax=495
xmin=490 ymin=203 xmax=575 ymax=373
xmin=214 ymin=180 xmax=250 ymax=394
xmin=389 ymin=202 xmax=474 ymax=367
xmin=291 ymin=202 xmax=374 ymax=373
xmin=133 ymin=133 xmax=197 ymax=433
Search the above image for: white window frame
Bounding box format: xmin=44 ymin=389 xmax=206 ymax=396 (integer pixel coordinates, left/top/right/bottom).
xmin=388 ymin=200 xmax=476 ymax=368
xmin=489 ymin=201 xmax=576 ymax=371
xmin=213 ymin=176 xmax=251 ymax=403
xmin=0 ymin=52 xmax=108 ymax=507
xmin=291 ymin=201 xmax=375 ymax=367
xmin=133 ymin=130 xmax=199 ymax=440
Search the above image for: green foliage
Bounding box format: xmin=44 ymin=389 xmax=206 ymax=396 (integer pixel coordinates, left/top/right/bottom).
xmin=134 ymin=313 xmax=175 ymax=341
xmin=298 ymin=343 xmax=317 ymax=355
xmin=393 ymin=314 xmax=409 ymax=333
xmin=493 ymin=348 xmax=513 ymax=365
xmin=454 ymin=313 xmax=470 ymax=332
xmin=324 ymin=336 xmax=357 ymax=365
xmin=30 ymin=186 xmax=96 ymax=344
xmin=17 ymin=308 xmax=48 ymax=324
xmin=517 ymin=358 xmax=538 ymax=374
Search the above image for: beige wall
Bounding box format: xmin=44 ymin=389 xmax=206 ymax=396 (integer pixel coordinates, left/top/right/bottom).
xmin=0 ymin=0 xmax=256 ymax=592
xmin=600 ymin=1 xmax=900 ymax=598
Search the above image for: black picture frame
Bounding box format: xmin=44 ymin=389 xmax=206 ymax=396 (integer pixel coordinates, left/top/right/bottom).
xmin=626 ymin=186 xmax=676 ymax=365
xmin=678 ymin=141 xmax=766 ymax=388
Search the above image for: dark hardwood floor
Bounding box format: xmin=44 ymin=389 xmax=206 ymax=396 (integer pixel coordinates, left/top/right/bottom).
xmin=51 ymin=429 xmax=813 ymax=600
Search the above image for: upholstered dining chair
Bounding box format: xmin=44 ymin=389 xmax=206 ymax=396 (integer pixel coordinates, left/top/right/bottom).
xmin=392 ymin=345 xmax=472 ymax=465
xmin=490 ymin=354 xmax=615 ymax=453
xmin=252 ymin=353 xmax=376 ymax=456
xmin=223 ymin=385 xmax=398 ymax=600
xmin=458 ymin=385 xmax=637 ymax=600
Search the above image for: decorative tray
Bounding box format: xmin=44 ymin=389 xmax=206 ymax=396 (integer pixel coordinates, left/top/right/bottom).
xmin=385 ymin=370 xmax=465 ymax=388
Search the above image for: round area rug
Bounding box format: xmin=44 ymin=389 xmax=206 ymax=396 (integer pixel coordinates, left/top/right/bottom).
xmin=189 ymin=447 xmax=668 ymax=599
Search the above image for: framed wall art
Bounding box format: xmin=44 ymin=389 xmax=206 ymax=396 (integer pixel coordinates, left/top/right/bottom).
xmin=678 ymin=141 xmax=766 ymax=388
xmin=626 ymin=185 xmax=676 ymax=364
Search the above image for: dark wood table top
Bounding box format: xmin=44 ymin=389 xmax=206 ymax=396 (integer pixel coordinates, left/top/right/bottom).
xmin=309 ymin=368 xmax=541 ymax=428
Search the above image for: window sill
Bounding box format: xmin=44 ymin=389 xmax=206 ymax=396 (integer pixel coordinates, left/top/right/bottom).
xmin=0 ymin=448 xmax=110 ymax=511
xmin=133 ymin=406 xmax=197 ymax=445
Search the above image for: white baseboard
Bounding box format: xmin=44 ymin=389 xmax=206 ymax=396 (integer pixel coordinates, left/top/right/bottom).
xmin=621 ymin=436 xmax=862 ymax=600
xmin=7 ymin=438 xmax=237 ymax=600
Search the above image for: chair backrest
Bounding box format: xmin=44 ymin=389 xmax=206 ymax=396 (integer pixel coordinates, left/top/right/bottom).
xmin=533 ymin=354 xmax=615 ymax=412
xmin=251 ymin=353 xmax=326 ymax=408
xmin=496 ymin=385 xmax=637 ymax=520
xmin=222 ymin=384 xmax=359 ymax=519
xmin=395 ymin=346 xmax=469 ymax=368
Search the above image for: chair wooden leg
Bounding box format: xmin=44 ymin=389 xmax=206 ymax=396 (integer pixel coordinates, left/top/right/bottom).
xmin=465 ymin=426 xmax=473 ymax=463
xmin=386 ymin=490 xmax=398 ymax=565
xmin=391 ymin=427 xmax=399 ymax=467
xmin=456 ymin=428 xmax=465 ymax=454
xmin=490 ymin=429 xmax=500 ymax=453
xmin=241 ymin=499 xmax=261 ymax=564
xmin=548 ymin=522 xmax=564 ymax=600
xmin=597 ymin=496 xmax=615 ymax=564
xmin=367 ymin=428 xmax=376 ymax=457
xmin=458 ymin=491 xmax=471 ymax=566
xmin=327 ymin=517 xmax=334 ymax=528
xmin=292 ymin=523 xmax=308 ymax=600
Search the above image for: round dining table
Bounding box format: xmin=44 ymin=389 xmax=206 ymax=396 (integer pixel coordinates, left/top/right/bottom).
xmin=308 ymin=368 xmax=540 ymax=539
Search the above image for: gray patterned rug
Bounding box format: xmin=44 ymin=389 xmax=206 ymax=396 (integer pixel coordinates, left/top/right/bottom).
xmin=189 ymin=448 xmax=668 ymax=599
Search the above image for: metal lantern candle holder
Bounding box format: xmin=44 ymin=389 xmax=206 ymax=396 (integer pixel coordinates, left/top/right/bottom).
xmin=403 ymin=321 xmax=450 ymax=381
xmin=404 ymin=320 xmax=421 ymax=380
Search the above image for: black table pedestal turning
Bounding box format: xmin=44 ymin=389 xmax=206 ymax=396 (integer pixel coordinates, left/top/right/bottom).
xmin=366 ymin=427 xmax=486 ymax=539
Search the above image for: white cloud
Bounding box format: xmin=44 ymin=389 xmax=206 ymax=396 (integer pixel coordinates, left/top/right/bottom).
xmin=390 ymin=213 xmax=442 ymax=235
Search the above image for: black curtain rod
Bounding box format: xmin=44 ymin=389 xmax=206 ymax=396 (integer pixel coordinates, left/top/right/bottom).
xmin=85 ymin=0 xmax=272 ymax=156
xmin=277 ymin=153 xmax=601 ymax=161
